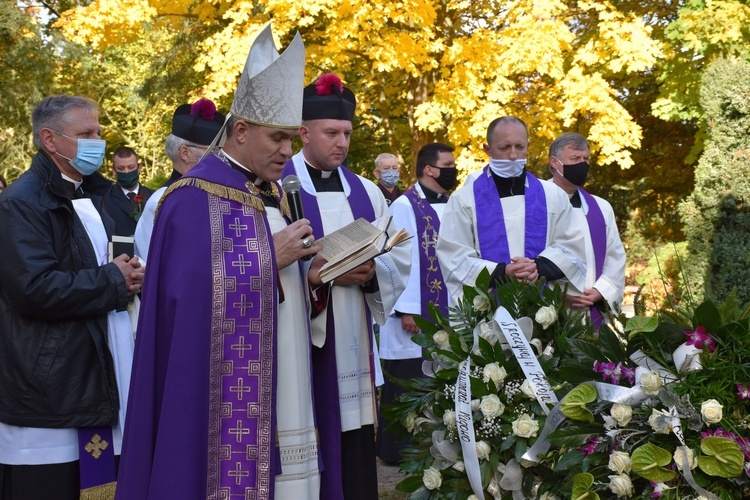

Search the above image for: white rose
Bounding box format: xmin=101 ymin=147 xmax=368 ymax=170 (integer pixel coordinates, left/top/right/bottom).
xmin=433 ymin=330 xmax=450 ymax=349
xmin=404 ymin=411 xmax=417 ymax=433
xmin=512 ymin=413 xmax=540 ymax=438
xmin=487 ymin=477 xmax=501 ymax=497
xmin=701 ymin=399 xmax=723 ymax=425
xmin=423 ymin=467 xmax=442 ymax=490
xmin=443 ymin=409 xmax=456 ymax=428
xmin=608 ymin=473 xmax=634 ymax=498
xmin=610 ymin=404 xmax=633 ymax=427
xmin=473 ymin=294 xmax=490 ymax=314
xmin=476 ymin=440 xmax=492 ymax=460
xmin=468 ymin=496 xmax=479 ymax=500
xmin=640 ymin=370 xmax=662 ymax=396
xmin=452 ymin=460 xmax=465 ymax=472
xmin=483 ymin=362 xmax=507 ymax=387
xmin=673 ymin=447 xmax=698 ymax=471
xmin=535 ymin=305 xmax=558 ymax=330
xmin=471 ymin=399 xmax=481 ymax=411
xmin=608 ymin=451 xmax=632 ymax=474
xmin=520 ymin=379 xmax=537 ymax=399
xmin=480 ymin=394 xmax=505 ymax=419
xmin=648 ymin=408 xmax=672 ymax=435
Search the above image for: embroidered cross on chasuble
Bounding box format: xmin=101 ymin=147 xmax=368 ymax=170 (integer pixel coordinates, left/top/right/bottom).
xmin=165 ymin=171 xmax=284 ymax=498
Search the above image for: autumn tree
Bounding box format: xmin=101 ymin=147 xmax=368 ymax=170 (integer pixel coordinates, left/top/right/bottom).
xmin=57 ymin=0 xmax=663 ymax=182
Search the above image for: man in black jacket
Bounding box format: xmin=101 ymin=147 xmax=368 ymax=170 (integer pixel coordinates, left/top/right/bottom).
xmin=0 ymin=95 xmax=144 ymax=499
xmin=102 ymin=147 xmax=154 ymax=237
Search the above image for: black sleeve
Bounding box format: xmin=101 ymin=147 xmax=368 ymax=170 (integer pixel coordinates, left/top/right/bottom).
xmin=490 ymin=263 xmax=507 ymax=287
xmin=535 ymin=256 xmax=565 ymax=281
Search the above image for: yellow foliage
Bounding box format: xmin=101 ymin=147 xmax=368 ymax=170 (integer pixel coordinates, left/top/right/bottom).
xmin=55 ymin=0 xmax=665 ymax=173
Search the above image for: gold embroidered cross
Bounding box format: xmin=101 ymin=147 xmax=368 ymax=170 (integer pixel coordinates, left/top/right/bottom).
xmin=84 ymin=434 xmax=109 ymax=459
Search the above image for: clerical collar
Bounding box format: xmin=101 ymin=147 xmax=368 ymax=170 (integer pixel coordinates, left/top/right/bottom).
xmin=418 ymin=182 xmax=448 ymax=203
xmin=60 ymin=173 xmax=83 ymax=199
xmin=61 ymin=173 xmax=82 ymax=190
xmin=305 ymin=161 xmax=344 ymax=192
xmin=221 ymin=150 xmax=264 ymax=186
xmin=490 ymin=168 xmax=526 ymax=198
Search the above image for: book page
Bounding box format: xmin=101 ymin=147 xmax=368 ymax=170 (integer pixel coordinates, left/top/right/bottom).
xmin=317 ymin=216 xmax=388 ymax=261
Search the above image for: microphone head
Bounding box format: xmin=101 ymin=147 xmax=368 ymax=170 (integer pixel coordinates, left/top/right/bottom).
xmin=282 ymin=175 xmax=301 ymax=194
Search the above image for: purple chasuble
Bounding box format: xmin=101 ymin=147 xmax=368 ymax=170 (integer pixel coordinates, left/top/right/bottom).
xmin=404 ymin=187 xmax=448 ymax=318
xmin=282 ymin=159 xmax=376 ymax=500
xmin=473 ymin=168 xmax=548 ymax=263
xmin=116 ymin=154 xmax=280 ymax=499
xmin=579 ymin=188 xmax=607 ymax=328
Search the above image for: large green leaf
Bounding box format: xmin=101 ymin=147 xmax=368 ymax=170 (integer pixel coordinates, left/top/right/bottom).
xmin=693 ymin=300 xmax=722 ymax=333
xmin=547 ymin=425 xmax=602 ymax=447
xmin=567 ymin=339 xmax=608 ymax=366
xmin=631 ymin=443 xmax=677 ymax=482
xmin=626 ymin=315 xmax=659 ymax=338
xmin=697 ymin=437 xmax=744 ymax=478
xmin=571 ymin=473 xmax=600 ymax=500
xmin=597 ymin=324 xmax=625 ymax=362
xmin=414 ymin=315 xmax=439 ymax=334
xmin=396 ymin=475 xmax=424 ymax=493
xmin=559 ymin=384 xmax=597 ymax=422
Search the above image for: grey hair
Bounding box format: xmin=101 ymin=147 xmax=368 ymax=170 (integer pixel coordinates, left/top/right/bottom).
xmin=165 ymin=134 xmax=192 ymax=162
xmin=374 ymin=153 xmax=397 ymax=170
xmin=32 ymin=95 xmax=99 ymax=150
xmin=549 ymin=132 xmax=589 ymax=158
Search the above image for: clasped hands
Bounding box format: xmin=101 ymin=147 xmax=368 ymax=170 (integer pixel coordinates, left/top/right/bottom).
xmin=113 ymin=254 xmax=145 ymax=295
xmin=505 ymin=256 xmax=538 ymax=282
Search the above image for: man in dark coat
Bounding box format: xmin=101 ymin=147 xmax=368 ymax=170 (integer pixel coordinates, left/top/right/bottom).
xmin=102 ymin=147 xmax=154 ymax=237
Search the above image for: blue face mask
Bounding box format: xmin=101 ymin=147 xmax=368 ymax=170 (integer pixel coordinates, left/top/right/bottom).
xmin=380 ymin=169 xmax=400 ymax=188
xmin=56 ymin=133 xmax=107 ymax=176
xmin=489 ymin=158 xmax=526 ymax=178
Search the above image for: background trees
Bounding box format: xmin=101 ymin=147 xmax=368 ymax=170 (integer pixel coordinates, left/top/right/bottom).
xmin=3 ymin=0 xmax=750 ymax=307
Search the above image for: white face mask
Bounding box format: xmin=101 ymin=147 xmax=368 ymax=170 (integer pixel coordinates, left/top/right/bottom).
xmin=489 ymin=158 xmax=526 ymax=178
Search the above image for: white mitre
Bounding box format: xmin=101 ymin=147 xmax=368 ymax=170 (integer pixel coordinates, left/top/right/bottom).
xmin=208 ymin=24 xmax=305 ymax=150
xmin=231 ymin=24 xmax=305 ymax=129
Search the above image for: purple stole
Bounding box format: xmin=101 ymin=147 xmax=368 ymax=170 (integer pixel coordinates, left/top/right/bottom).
xmin=404 ymin=187 xmax=448 ymax=318
xmin=78 ymin=426 xmax=116 ymax=498
xmin=201 ymin=170 xmax=280 ymax=498
xmin=473 ymin=168 xmax=548 ymax=263
xmin=282 ymin=160 xmax=375 ymax=500
xmin=579 ymin=188 xmax=607 ymax=328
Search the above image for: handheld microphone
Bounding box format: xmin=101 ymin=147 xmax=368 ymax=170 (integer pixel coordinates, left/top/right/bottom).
xmin=281 ymin=175 xmax=312 ymax=261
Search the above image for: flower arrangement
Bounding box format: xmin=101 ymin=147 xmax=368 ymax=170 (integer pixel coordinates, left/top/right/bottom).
xmin=387 ymin=271 xmax=750 ymax=499
xmin=385 ymin=270 xmax=594 ymax=499
xmin=547 ymin=297 xmax=750 ymax=499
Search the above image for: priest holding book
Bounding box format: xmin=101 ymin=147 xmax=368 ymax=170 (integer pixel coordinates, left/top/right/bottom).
xmin=283 ymin=73 xmax=411 ymax=500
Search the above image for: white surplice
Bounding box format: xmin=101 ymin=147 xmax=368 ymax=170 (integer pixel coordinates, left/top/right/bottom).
xmin=437 ymin=168 xmax=587 ymax=306
xmin=380 ymin=183 xmax=447 ymax=360
xmin=133 ymin=185 xmax=167 ymax=264
xmin=289 ymin=152 xmax=411 ymax=432
xmin=266 ymin=207 xmax=321 ymax=498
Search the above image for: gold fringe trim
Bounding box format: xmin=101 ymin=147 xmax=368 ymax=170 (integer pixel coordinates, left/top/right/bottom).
xmin=80 ymin=481 xmax=117 ymax=500
xmin=279 ymin=189 xmax=291 ymax=219
xmin=156 ymin=177 xmax=266 ymax=219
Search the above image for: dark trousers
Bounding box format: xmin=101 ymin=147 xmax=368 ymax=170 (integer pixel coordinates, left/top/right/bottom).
xmin=0 ymin=456 xmax=119 ymax=500
xmin=342 ymin=424 xmax=378 ymax=500
xmin=376 ymin=357 xmax=423 ymax=463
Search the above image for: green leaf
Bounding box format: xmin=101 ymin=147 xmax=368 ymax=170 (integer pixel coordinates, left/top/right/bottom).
xmin=597 ymin=324 xmax=625 ymax=362
xmin=555 ymin=449 xmax=584 ymax=471
xmin=567 ymin=339 xmax=608 ymax=366
xmin=697 ymin=436 xmax=744 ymax=478
xmin=631 ymin=443 xmax=677 ymax=482
xmin=572 ymin=473 xmax=600 ymax=500
xmin=559 ymin=384 xmax=597 ymax=422
xmin=547 ymin=426 xmax=601 ymax=447
xmin=414 ymin=315 xmax=439 ymax=334
xmin=693 ymin=300 xmax=722 ymax=333
xmin=396 ymin=475 xmax=424 ymax=493
xmin=626 ymin=315 xmax=659 ymax=338
xmin=475 ymin=267 xmax=492 ymax=290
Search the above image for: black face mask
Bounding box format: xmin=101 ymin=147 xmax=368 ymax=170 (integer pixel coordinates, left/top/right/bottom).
xmin=434 ymin=166 xmax=457 ymax=191
xmin=559 ymin=161 xmax=589 ymax=186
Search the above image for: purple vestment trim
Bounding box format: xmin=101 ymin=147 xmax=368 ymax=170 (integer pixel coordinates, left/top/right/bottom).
xmin=404 ymin=187 xmax=448 ymax=318
xmin=579 ymin=188 xmax=607 ymax=328
xmin=78 ymin=426 xmax=116 ymax=490
xmin=473 ymin=168 xmax=548 ymax=263
xmin=283 ymin=159 xmax=377 ymax=500
xmin=205 ymin=193 xmax=278 ymax=499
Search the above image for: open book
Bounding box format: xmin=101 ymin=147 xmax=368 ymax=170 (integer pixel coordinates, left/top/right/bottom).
xmin=316 ymin=215 xmax=411 ymax=284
